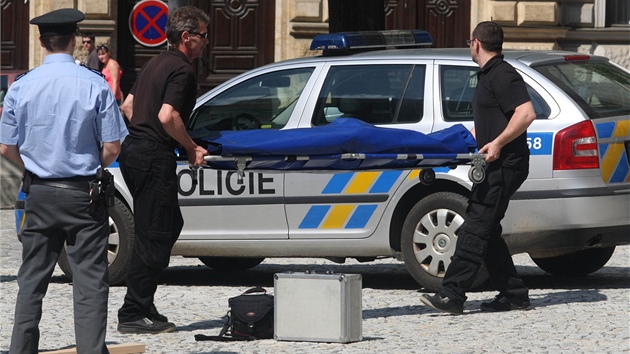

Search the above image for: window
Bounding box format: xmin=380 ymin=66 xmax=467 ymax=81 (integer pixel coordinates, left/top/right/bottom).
xmin=441 ymin=66 xmax=478 ymax=121
xmin=606 ymin=0 xmax=629 ymax=26
xmin=397 ymin=66 xmax=426 ymax=123
xmin=441 ymin=65 xmax=551 ymax=121
xmin=312 ymin=64 xmax=425 ymax=126
xmin=533 ymin=61 xmax=630 ymax=119
xmin=595 ymin=0 xmax=630 ymax=27
xmin=188 ymin=67 xmax=314 ymax=134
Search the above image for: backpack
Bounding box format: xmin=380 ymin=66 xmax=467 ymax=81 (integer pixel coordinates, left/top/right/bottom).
xmin=195 ymin=287 xmax=274 ymax=341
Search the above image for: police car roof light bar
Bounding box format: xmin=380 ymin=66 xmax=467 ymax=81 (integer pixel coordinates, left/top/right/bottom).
xmin=310 ymin=30 xmax=433 ymax=51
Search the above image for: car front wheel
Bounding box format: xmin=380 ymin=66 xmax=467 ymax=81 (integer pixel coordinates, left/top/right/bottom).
xmin=57 ymin=197 xmax=135 ymax=286
xmin=401 ymin=191 xmax=488 ymax=292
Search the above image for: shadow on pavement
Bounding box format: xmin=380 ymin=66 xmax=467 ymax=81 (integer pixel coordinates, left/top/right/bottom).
xmin=150 ymin=262 xmax=629 ymax=292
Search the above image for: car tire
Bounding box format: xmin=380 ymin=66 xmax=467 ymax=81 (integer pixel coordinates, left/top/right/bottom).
xmin=57 ymin=197 xmax=135 ymax=286
xmin=401 ymin=191 xmax=488 ymax=292
xmin=199 ymin=257 xmax=265 ymax=272
xmin=530 ymin=246 xmax=616 ymax=276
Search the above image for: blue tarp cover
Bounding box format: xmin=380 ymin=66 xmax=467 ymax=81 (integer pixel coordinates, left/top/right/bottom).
xmin=201 ymin=118 xmax=477 ymax=171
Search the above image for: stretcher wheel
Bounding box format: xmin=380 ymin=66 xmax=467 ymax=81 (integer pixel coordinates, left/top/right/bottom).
xmin=468 ymin=166 xmax=485 ymax=184
xmin=419 ymin=168 xmax=436 ymax=185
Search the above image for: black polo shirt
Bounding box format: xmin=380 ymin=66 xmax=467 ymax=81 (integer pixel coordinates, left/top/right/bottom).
xmin=127 ymin=49 xmax=197 ymax=147
xmin=472 ymin=55 xmax=531 ymax=167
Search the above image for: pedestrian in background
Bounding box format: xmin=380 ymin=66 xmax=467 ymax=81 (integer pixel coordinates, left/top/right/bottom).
xmin=82 ymin=32 xmax=102 ymax=71
xmin=97 ymin=44 xmax=123 ymax=105
xmin=116 ymin=6 xmax=209 ymax=334
xmin=420 ymin=21 xmax=536 ymax=315
xmin=0 ymin=8 xmax=128 ymax=353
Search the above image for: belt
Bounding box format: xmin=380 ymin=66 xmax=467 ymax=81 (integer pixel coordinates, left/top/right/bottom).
xmin=30 ymin=176 xmax=93 ymax=193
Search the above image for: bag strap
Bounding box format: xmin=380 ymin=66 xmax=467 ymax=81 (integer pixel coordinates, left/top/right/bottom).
xmin=243 ymin=287 xmax=267 ymax=295
xmin=218 ymin=312 xmax=232 ymax=337
xmin=194 ymin=311 xmax=258 ymax=342
xmin=194 ymin=333 xmax=255 ymax=341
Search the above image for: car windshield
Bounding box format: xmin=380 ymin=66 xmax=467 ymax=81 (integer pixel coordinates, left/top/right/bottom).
xmin=533 ymin=61 xmax=630 ymax=119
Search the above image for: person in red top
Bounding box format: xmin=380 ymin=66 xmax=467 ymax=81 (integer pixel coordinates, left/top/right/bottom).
xmin=97 ymin=45 xmax=123 ymax=105
xmin=116 ymin=6 xmax=209 ymax=334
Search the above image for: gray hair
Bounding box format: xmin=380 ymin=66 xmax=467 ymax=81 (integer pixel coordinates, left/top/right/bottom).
xmin=166 ymin=6 xmax=210 ymax=46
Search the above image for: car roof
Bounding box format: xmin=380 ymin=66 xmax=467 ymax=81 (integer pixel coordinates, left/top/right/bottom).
xmin=266 ymin=48 xmax=611 ymax=68
xmin=199 ymin=47 xmax=613 ymax=105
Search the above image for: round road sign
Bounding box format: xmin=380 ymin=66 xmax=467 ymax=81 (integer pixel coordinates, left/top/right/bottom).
xmin=129 ymin=0 xmax=169 ymax=47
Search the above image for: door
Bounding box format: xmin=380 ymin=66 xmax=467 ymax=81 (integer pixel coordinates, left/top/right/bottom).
xmin=385 ymin=0 xmax=470 ymax=48
xmin=1 ymin=0 xmax=29 ymax=72
xmin=194 ymin=0 xmax=275 ymax=94
xmin=118 ymin=0 xmax=276 ymax=97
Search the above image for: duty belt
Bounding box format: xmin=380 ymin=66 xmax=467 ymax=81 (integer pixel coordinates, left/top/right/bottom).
xmin=30 ymin=175 xmax=93 ymax=193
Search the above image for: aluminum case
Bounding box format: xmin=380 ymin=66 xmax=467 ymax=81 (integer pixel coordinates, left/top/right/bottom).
xmin=273 ymin=272 xmax=362 ymax=343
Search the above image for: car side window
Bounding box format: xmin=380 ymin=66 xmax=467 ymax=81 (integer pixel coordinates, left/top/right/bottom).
xmin=188 ymin=67 xmax=314 ymax=134
xmin=396 ymin=65 xmax=426 ymax=123
xmin=312 ymin=64 xmax=421 ymax=126
xmin=527 ymin=85 xmax=551 ymax=119
xmin=441 ymin=65 xmax=551 ymax=121
xmin=441 ymin=66 xmax=478 ymax=122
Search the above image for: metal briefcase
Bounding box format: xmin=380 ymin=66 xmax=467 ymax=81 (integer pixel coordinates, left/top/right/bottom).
xmin=273 ymin=271 xmax=362 ymax=343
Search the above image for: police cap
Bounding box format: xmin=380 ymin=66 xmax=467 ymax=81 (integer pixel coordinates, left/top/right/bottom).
xmin=30 ymin=8 xmax=85 ymax=36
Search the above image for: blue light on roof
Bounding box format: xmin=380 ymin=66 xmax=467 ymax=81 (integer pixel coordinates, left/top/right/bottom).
xmin=310 ymin=30 xmax=433 ymax=51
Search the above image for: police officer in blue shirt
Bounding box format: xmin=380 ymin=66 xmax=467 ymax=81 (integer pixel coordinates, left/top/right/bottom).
xmin=0 ymin=8 xmax=128 ymax=354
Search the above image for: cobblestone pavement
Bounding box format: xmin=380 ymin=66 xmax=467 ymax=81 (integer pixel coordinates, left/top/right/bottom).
xmin=1 ymin=209 xmax=629 ymax=353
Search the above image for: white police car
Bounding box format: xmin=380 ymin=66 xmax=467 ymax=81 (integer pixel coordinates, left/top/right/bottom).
xmin=16 ymin=30 xmax=630 ymax=290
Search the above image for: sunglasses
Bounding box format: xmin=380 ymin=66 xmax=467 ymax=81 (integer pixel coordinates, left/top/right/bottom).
xmin=189 ymin=31 xmax=209 ymax=39
xmin=82 ymin=40 xmax=92 ymax=44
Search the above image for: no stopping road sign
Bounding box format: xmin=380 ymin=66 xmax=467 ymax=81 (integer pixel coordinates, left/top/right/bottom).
xmin=129 ymin=0 xmax=168 ymax=47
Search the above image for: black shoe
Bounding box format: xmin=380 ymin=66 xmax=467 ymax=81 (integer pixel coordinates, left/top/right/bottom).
xmin=117 ymin=317 xmax=176 ymax=334
xmin=480 ymin=293 xmax=531 ymax=312
xmin=420 ymin=294 xmax=464 ymax=315
xmin=149 ymin=304 xmax=168 ymax=323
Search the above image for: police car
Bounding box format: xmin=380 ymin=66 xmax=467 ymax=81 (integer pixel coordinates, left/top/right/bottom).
xmin=16 ymin=30 xmax=630 ymax=290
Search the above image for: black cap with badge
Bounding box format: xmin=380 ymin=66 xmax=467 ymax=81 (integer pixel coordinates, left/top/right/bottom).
xmin=30 ymin=8 xmax=85 ymax=36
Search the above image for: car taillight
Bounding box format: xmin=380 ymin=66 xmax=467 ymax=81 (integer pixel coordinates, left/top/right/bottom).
xmin=553 ymin=120 xmax=599 ymax=170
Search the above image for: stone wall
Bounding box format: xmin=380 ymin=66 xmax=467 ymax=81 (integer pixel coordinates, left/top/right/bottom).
xmin=28 ymin=0 xmax=117 ymax=67
xmin=274 ymin=0 xmax=329 ymax=62
xmin=474 ymin=0 xmax=630 ymax=70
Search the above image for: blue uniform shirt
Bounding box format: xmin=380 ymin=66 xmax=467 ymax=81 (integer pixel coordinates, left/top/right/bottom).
xmin=0 ymin=53 xmax=128 ymax=178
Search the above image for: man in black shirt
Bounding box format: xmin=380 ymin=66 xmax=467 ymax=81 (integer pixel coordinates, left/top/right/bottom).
xmin=420 ymin=22 xmax=536 ymax=315
xmin=117 ymin=6 xmax=209 ymax=334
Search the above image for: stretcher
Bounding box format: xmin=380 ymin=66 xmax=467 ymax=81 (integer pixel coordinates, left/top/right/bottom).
xmin=199 ymin=118 xmax=486 ymax=184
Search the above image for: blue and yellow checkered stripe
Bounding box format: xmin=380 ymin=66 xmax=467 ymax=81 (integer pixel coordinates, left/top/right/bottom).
xmin=595 ymin=120 xmax=630 ymax=184
xmin=298 ymin=171 xmax=402 ymax=229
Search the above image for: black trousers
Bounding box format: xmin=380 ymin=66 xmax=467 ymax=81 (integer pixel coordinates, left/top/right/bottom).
xmin=117 ymin=137 xmax=183 ymax=322
xmin=440 ymin=161 xmax=529 ymax=303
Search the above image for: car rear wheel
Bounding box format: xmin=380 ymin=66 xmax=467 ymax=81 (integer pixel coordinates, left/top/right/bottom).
xmin=401 ymin=191 xmax=488 ymax=292
xmin=57 ymin=197 xmax=134 ymax=286
xmin=530 ymin=247 xmax=616 ymax=276
xmin=199 ymin=257 xmax=266 ymax=271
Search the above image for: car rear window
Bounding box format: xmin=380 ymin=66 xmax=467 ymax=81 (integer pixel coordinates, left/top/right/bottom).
xmin=533 ymin=61 xmax=630 ymax=119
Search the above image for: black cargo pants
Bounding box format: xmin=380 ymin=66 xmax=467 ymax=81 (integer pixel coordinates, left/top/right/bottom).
xmin=439 ymin=160 xmax=529 ymax=303
xmin=117 ymin=137 xmax=184 ymax=322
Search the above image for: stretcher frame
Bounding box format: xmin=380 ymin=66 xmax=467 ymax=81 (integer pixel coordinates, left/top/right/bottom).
xmin=203 ymin=152 xmax=487 ymax=184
